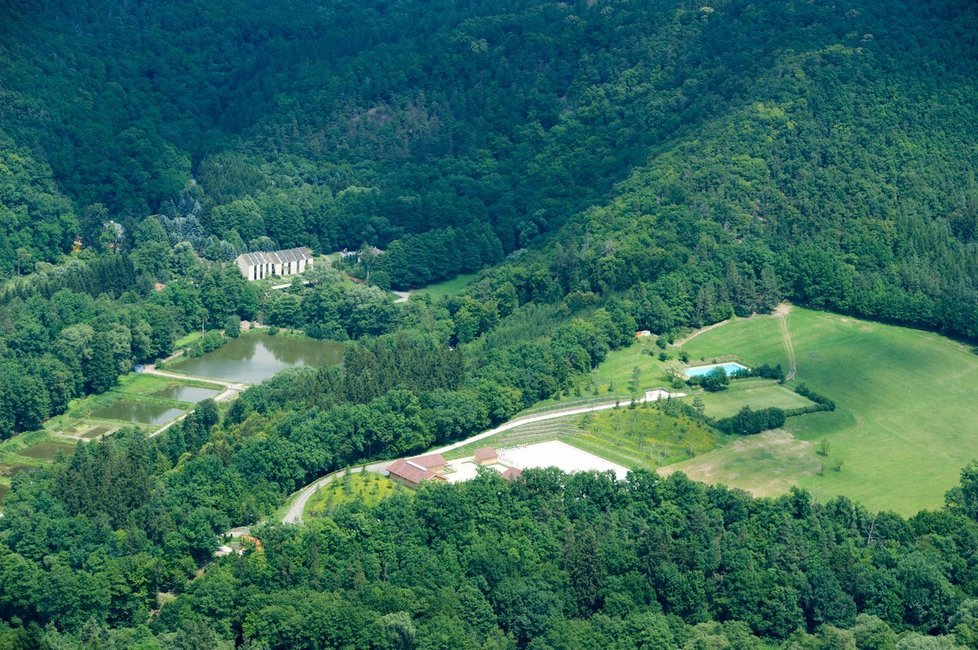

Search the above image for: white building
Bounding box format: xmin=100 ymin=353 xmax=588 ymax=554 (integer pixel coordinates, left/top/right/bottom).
xmin=235 ymin=247 xmax=314 ymax=281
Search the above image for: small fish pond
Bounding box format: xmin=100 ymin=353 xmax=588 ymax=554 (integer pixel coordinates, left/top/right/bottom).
xmin=151 ymin=385 xmax=222 ymax=403
xmin=17 ymin=441 xmax=77 ymax=460
xmin=0 ymin=463 xmax=39 ymax=478
xmin=91 ymin=401 xmax=186 ymax=425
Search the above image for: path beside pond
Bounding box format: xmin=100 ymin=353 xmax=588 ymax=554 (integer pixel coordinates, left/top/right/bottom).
xmin=142 ymin=368 xmax=250 ymax=437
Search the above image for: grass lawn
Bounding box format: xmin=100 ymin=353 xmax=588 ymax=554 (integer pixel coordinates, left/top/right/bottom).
xmin=414 ymin=273 xmax=478 ymax=300
xmin=174 ymin=331 xmax=203 ymax=349
xmin=304 ymin=472 xmax=406 ymax=519
xmin=664 ymin=306 xmax=978 ymax=515
xmin=112 ymin=372 xmax=223 ymax=396
xmin=694 ymin=379 xmax=815 ymax=419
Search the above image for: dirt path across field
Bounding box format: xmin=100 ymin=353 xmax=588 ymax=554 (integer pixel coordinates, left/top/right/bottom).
xmin=775 ymin=304 xmax=797 ymax=380
xmin=672 ymin=318 xmax=732 ymax=347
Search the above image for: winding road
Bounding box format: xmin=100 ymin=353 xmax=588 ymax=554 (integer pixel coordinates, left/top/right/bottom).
xmin=281 ymin=388 xmax=683 ymax=524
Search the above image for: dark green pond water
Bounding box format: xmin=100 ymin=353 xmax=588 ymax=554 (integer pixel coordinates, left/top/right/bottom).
xmin=18 ymin=442 xmax=77 ymax=460
xmin=0 ymin=464 xmax=39 ymax=478
xmin=92 ymin=401 xmax=185 ymax=425
xmin=173 ymin=334 xmax=344 ymax=383
xmin=152 ymin=386 xmax=222 ymax=403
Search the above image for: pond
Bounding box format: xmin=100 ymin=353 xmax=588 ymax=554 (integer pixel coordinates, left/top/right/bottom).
xmin=91 ymin=401 xmax=186 ymax=425
xmin=684 ymin=361 xmax=750 ymax=378
xmin=172 ymin=334 xmax=345 ymax=383
xmin=80 ymin=425 xmax=114 ymax=439
xmin=0 ymin=463 xmax=39 ymax=478
xmin=151 ymin=386 xmax=222 ymax=403
xmin=18 ymin=442 xmax=77 ymax=460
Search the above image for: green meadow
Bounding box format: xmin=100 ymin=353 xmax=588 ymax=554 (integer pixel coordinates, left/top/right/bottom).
xmin=697 ymin=379 xmax=815 ymax=419
xmin=664 ymin=307 xmax=978 ymax=515
xmin=414 ymin=273 xmax=478 ymax=301
xmin=520 ymin=336 xmax=673 ymax=412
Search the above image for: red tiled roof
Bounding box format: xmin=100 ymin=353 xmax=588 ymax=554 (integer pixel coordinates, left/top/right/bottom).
xmin=387 ymin=458 xmax=436 ymax=485
xmin=474 ymin=447 xmax=497 ymax=462
xmin=502 ymin=467 xmax=523 ymax=481
xmin=409 ymin=453 xmax=445 ymax=469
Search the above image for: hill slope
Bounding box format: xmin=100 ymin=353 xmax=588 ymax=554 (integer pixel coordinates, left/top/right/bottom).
xmin=1 ymin=1 xmax=976 ymax=341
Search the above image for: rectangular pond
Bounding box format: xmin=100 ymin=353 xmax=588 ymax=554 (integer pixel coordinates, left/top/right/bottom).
xmin=151 ymin=386 xmax=222 ymax=403
xmin=0 ymin=463 xmax=39 ymax=478
xmin=80 ymin=425 xmax=113 ymax=439
xmin=684 ymin=361 xmax=749 ymax=378
xmin=17 ymin=442 xmax=77 ymax=460
xmin=91 ymin=401 xmax=186 ymax=425
xmin=172 ymin=333 xmax=345 ymax=384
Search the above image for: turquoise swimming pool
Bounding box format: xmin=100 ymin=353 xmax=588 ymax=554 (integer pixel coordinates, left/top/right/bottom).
xmin=684 ymin=362 xmax=749 ymax=378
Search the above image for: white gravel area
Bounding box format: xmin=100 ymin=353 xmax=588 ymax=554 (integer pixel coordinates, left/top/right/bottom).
xmin=499 ymin=440 xmax=629 ymax=480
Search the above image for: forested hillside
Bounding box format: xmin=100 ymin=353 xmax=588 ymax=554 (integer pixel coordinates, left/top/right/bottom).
xmin=2 ymin=0 xmax=976 ymax=334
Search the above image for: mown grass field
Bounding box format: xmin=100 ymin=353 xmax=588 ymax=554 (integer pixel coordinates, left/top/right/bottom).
xmin=696 ymin=379 xmax=815 ymax=419
xmin=414 ymin=273 xmax=478 ymax=300
xmin=665 ymin=306 xmax=978 ymax=514
xmin=174 ymin=330 xmax=203 ymax=349
xmin=304 ymin=472 xmax=406 ymax=519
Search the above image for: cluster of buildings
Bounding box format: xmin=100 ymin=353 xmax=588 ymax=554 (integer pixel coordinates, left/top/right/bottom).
xmin=386 ymin=448 xmax=522 ymax=488
xmin=234 ymin=247 xmax=314 ymax=281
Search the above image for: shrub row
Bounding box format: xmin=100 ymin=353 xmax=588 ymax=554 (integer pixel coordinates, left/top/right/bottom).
xmin=714 ymin=406 xmax=787 ymax=435
xmin=794 ymin=383 xmax=836 ymax=411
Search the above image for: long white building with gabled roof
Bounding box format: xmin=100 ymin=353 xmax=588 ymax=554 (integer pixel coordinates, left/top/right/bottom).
xmin=234 ymin=247 xmax=314 ymax=281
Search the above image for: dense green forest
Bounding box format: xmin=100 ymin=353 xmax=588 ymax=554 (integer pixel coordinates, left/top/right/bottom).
xmin=1 ymin=0 xmax=977 ymax=646
xmin=2 ymin=0 xmax=977 ymax=332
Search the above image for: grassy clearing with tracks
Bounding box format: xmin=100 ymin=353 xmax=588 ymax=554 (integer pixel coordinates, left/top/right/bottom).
xmin=666 ymin=307 xmax=978 ymax=514
xmin=445 ymin=404 xmax=722 ymax=471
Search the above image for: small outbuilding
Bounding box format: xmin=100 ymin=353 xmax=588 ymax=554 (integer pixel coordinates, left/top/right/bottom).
xmin=501 ymin=467 xmax=523 ymax=481
xmin=473 ymin=448 xmax=498 ymax=465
